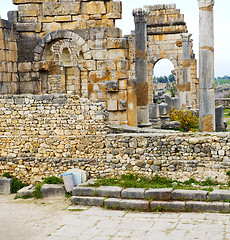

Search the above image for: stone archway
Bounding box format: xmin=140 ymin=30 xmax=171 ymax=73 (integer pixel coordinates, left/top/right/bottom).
xmin=146 ymin=4 xmax=198 ymax=108
xmin=33 ymin=30 xmax=91 ymax=97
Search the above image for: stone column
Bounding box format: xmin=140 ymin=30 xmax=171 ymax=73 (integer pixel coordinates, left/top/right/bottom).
xmin=198 ymin=0 xmax=215 ymax=132
xmin=132 ymin=8 xmax=150 ymax=127
xmin=180 ymin=33 xmax=192 ymax=108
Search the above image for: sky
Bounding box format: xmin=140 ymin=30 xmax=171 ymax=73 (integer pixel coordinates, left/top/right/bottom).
xmin=1 ymin=0 xmax=230 ymax=77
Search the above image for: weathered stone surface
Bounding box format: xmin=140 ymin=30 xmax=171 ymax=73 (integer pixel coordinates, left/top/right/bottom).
xmin=121 ymin=188 xmax=145 ymax=199
xmin=172 ymin=190 xmax=208 ymax=201
xmin=119 ymin=199 xmax=149 ymax=210
xmin=40 ymin=184 xmax=66 ymax=198
xmin=72 ymin=187 xmax=96 ymax=196
xmin=145 ymin=188 xmax=173 ymax=201
xmin=71 ymin=196 xmax=104 ymax=207
xmin=96 ymin=186 xmax=123 ymax=198
xmin=0 ymin=178 xmax=12 ymax=195
xmin=150 ymin=201 xmax=186 ymax=211
xmin=186 ymin=201 xmax=229 ymax=212
xmin=17 ymin=185 xmax=35 ymax=198
xmin=208 ymin=190 xmax=230 ymax=201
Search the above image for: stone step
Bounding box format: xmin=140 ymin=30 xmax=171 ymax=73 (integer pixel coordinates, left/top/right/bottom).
xmin=72 ymin=186 xmax=230 ymax=202
xmin=71 ymin=196 xmax=230 ymax=213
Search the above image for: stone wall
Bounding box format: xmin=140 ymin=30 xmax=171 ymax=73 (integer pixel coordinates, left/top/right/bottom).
xmin=0 ymin=95 xmax=229 ymax=184
xmin=215 ymin=98 xmax=230 ymax=108
xmin=0 ymin=18 xmax=18 ymax=94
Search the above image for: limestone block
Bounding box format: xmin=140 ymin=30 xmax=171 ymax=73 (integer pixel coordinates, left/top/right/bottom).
xmin=38 ymin=16 xmax=54 ymax=23
xmin=86 ymin=2 xmax=106 ymax=15
xmin=71 ymin=196 xmax=104 ymax=207
xmin=106 ymin=80 xmax=119 ymax=92
xmin=107 ymin=100 xmax=118 ymax=111
xmin=40 ymin=184 xmax=66 ymax=198
xmin=107 ymin=49 xmax=127 ymax=60
xmin=18 ymin=4 xmax=40 ymax=17
xmin=96 ymin=186 xmax=123 ymax=198
xmin=91 ymin=50 xmax=107 ymax=60
xmin=13 ymin=0 xmax=43 ymax=4
xmin=119 ymin=199 xmax=149 ymax=210
xmin=72 ymin=187 xmax=96 ymax=196
xmin=43 ymin=2 xmax=80 ymax=16
xmin=17 ymin=185 xmax=35 ymax=198
xmin=208 ymin=190 xmax=230 ymax=201
xmin=66 ymin=168 xmax=88 ymax=184
xmin=18 ymin=62 xmax=32 ymax=72
xmin=150 ymin=201 xmax=185 ymax=211
xmin=0 ymin=178 xmax=12 ymax=195
xmin=145 ymin=188 xmax=173 ymax=200
xmin=83 ymin=60 xmax=96 ymax=70
xmin=186 ymin=201 xmax=227 ymax=212
xmin=172 ymin=190 xmax=208 ymax=201
xmin=16 ymin=23 xmax=40 ymax=32
xmin=55 ymin=16 xmax=72 ymax=22
xmin=89 ymin=39 xmax=107 ymax=50
xmin=117 ymin=60 xmax=128 ymax=71
xmin=42 ymin=23 xmax=62 ymax=33
xmin=118 ymin=79 xmax=127 ymax=90
xmin=89 ymin=70 xmax=107 ymax=82
xmin=32 ymin=61 xmax=48 ymax=71
xmin=107 ymin=38 xmax=127 ymax=49
xmin=121 ymin=188 xmax=145 ymax=199
xmin=106 ymin=1 xmax=122 ymax=19
xmin=87 ymin=19 xmax=114 ymax=29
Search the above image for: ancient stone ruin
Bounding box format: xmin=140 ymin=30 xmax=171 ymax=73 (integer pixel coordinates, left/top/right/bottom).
xmin=0 ymin=0 xmax=229 ymax=184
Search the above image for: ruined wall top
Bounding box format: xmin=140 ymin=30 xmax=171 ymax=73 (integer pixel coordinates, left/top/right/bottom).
xmin=144 ymin=4 xmax=176 ymax=11
xmin=132 ymin=8 xmax=149 ymax=24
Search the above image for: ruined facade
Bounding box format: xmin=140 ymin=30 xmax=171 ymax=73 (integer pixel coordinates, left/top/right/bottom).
xmin=0 ymin=1 xmax=199 ymax=125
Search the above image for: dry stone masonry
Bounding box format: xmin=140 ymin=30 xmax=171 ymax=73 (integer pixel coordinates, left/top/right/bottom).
xmin=0 ymin=1 xmax=228 ymax=184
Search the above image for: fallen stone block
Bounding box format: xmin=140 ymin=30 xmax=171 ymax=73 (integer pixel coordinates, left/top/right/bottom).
xmin=150 ymin=201 xmax=185 ymax=211
xmin=17 ymin=185 xmax=35 ymax=198
xmin=172 ymin=189 xmax=208 ymax=201
xmin=72 ymin=186 xmax=96 ymax=196
xmin=71 ymin=196 xmax=104 ymax=207
xmin=119 ymin=199 xmax=149 ymax=210
xmin=96 ymin=186 xmax=123 ymax=198
xmin=0 ymin=178 xmax=13 ymax=195
xmin=208 ymin=190 xmax=230 ymax=201
xmin=186 ymin=201 xmax=230 ymax=212
xmin=66 ymin=168 xmax=88 ymax=185
xmin=40 ymin=184 xmax=66 ymax=198
xmin=121 ymin=188 xmax=145 ymax=199
xmin=145 ymin=188 xmax=173 ymax=201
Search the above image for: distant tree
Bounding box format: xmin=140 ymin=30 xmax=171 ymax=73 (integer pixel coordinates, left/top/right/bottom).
xmin=168 ymin=74 xmax=175 ymax=82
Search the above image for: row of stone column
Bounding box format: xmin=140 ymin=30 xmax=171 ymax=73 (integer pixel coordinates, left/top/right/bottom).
xmin=132 ymin=0 xmax=215 ymax=132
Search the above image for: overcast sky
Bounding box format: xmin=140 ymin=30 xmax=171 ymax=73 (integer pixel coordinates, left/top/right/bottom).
xmin=1 ymin=0 xmax=230 ymax=77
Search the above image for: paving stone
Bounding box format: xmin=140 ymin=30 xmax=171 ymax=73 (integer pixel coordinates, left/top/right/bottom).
xmin=72 ymin=187 xmax=96 ymax=196
xmin=208 ymin=190 xmax=230 ymax=201
xmin=96 ymin=186 xmax=123 ymax=198
xmin=118 ymin=199 xmax=149 ymax=210
xmin=186 ymin=201 xmax=230 ymax=212
xmin=145 ymin=188 xmax=173 ymax=200
xmin=150 ymin=201 xmax=186 ymax=211
xmin=0 ymin=178 xmax=13 ymax=195
xmin=71 ymin=196 xmax=104 ymax=207
xmin=172 ymin=189 xmax=208 ymax=201
xmin=121 ymin=188 xmax=145 ymax=199
xmin=40 ymin=184 xmax=66 ymax=198
xmin=17 ymin=185 xmax=35 ymax=198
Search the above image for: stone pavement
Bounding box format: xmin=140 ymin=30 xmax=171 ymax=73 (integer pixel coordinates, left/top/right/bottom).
xmin=47 ymin=206 xmax=230 ymax=240
xmin=0 ymin=195 xmax=229 ymax=240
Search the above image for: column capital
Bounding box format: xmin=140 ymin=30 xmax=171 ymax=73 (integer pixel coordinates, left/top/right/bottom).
xmin=198 ymin=0 xmax=214 ymax=9
xmin=181 ymin=33 xmax=192 ymax=42
xmin=132 ymin=8 xmax=149 ymax=23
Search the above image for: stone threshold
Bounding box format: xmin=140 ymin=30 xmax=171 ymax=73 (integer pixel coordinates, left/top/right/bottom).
xmin=71 ymin=186 xmax=230 ymax=212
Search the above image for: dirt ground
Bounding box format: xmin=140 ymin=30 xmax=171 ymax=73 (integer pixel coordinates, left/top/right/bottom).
xmin=0 ymin=194 xmax=71 ymax=240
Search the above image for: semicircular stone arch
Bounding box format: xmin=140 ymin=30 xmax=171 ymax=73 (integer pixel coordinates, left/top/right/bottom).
xmin=33 ymin=30 xmax=91 ymax=97
xmin=146 ymin=4 xmax=198 ymax=107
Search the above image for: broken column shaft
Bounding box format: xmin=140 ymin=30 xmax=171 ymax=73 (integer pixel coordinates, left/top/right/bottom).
xmin=132 ymin=8 xmax=150 ymax=127
xmin=198 ymin=0 xmax=215 ymax=132
xmin=180 ymin=33 xmax=192 ymax=108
